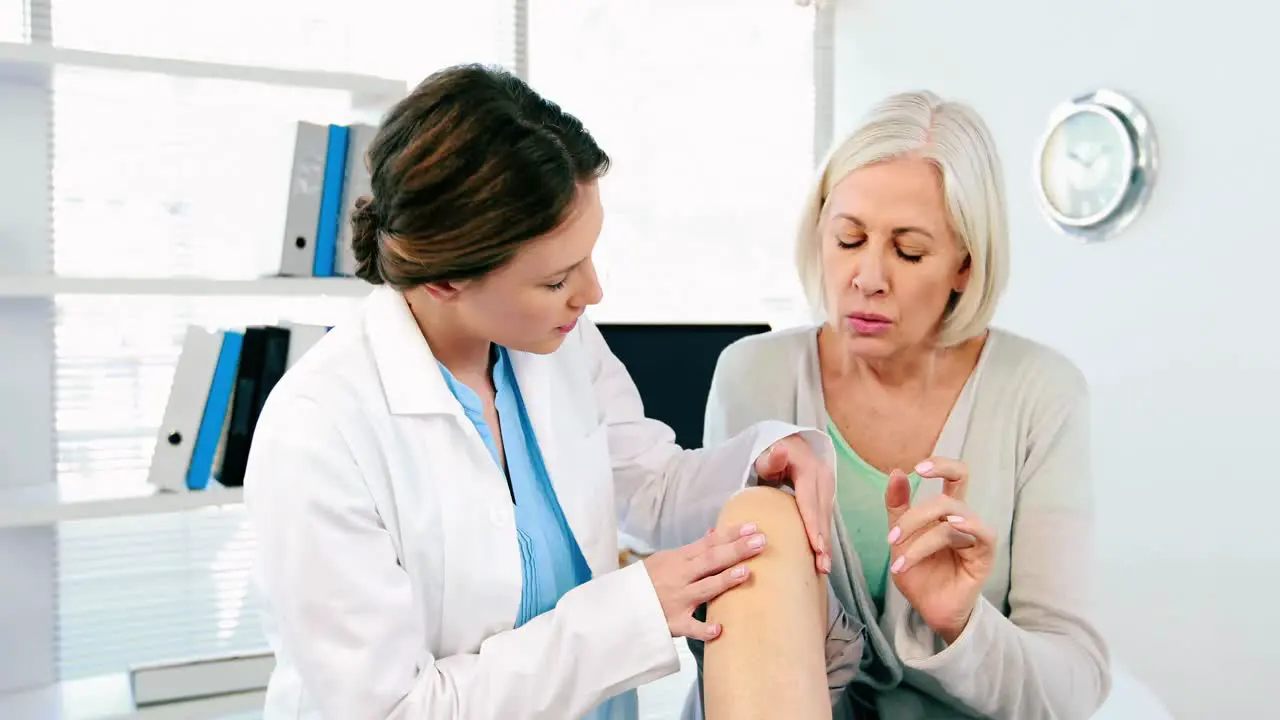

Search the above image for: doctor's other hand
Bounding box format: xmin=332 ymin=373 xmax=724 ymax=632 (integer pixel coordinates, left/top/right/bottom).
xmin=884 ymin=459 xmax=995 ymax=644
xmin=643 ymin=522 xmax=767 ymax=641
xmin=754 ymin=434 xmax=834 ymax=575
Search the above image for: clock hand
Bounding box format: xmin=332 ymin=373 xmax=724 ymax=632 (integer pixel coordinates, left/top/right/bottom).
xmin=1067 ymin=148 xmax=1094 ymax=167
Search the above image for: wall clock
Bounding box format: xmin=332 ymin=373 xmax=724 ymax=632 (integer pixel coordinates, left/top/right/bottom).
xmin=1034 ymin=89 xmax=1158 ymax=242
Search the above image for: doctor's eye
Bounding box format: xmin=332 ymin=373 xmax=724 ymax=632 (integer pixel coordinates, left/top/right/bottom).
xmin=546 ymin=279 xmax=567 ymax=291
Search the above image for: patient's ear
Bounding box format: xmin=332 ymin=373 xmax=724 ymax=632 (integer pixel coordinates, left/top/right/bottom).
xmin=952 ymin=254 xmax=971 ymax=293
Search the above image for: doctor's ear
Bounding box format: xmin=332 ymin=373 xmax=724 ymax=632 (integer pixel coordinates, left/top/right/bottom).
xmin=419 ymin=279 xmax=471 ymax=302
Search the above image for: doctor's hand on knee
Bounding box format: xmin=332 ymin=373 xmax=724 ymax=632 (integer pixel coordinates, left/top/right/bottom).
xmin=643 ymin=523 xmax=766 ymax=642
xmin=754 ymin=434 xmax=835 ymax=575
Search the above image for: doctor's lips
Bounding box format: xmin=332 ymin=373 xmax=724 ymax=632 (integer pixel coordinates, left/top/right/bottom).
xmin=556 ymin=318 xmax=579 ymax=334
xmin=846 ymin=312 xmax=893 ymax=335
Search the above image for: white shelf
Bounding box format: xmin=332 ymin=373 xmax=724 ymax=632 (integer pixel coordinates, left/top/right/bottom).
xmin=0 ymin=673 xmax=265 ymax=720
xmin=0 ymin=41 xmax=407 ymax=103
xmin=0 ymin=484 xmax=245 ymax=529
xmin=0 ymin=276 xmax=371 ymax=298
xmin=0 ymin=276 xmax=802 ymax=321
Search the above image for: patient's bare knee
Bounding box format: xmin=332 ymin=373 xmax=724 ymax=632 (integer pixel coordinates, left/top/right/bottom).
xmin=702 ymin=486 xmax=830 ymax=720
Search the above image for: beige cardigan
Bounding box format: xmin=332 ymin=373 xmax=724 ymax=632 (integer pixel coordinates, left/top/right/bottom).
xmin=691 ymin=325 xmax=1111 ymax=719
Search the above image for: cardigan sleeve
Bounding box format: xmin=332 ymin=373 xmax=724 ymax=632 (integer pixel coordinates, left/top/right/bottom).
xmin=703 ymin=332 xmax=798 ymax=446
xmin=704 ymin=352 xmax=758 ymax=446
xmin=894 ymin=356 xmax=1113 ymax=719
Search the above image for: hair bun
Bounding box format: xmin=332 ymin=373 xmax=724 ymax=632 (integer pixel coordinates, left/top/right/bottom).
xmin=350 ymin=195 xmax=385 ymax=285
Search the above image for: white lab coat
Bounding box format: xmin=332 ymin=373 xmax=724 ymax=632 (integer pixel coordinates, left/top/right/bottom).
xmin=242 ymin=286 xmax=825 ymax=720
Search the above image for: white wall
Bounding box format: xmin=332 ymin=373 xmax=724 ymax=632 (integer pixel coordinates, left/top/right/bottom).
xmin=831 ymin=1 xmax=1279 ymax=716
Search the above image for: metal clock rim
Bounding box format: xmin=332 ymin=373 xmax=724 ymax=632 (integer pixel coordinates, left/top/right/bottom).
xmin=1033 ymin=88 xmax=1159 ymax=243
xmin=1036 ymin=102 xmax=1136 ymax=229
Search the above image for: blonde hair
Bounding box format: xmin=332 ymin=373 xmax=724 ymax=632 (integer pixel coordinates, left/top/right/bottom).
xmin=795 ymin=90 xmax=1009 ymax=347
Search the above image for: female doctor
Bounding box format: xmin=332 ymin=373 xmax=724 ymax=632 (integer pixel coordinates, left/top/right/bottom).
xmin=242 ymin=64 xmax=836 ymax=720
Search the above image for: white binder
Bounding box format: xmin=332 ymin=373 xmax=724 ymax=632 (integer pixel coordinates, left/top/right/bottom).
xmin=284 ymin=323 xmax=330 ymax=368
xmin=279 ymin=121 xmax=329 ymax=277
xmin=147 ymin=327 xmax=223 ymax=493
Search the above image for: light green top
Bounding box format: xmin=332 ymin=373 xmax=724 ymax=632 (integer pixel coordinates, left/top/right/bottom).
xmin=826 ymin=417 xmax=920 ymax=610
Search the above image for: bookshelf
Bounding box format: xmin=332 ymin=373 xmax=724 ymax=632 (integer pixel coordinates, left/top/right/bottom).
xmin=0 ymin=22 xmax=417 ymax=698
xmin=0 ymin=37 xmax=404 ymax=521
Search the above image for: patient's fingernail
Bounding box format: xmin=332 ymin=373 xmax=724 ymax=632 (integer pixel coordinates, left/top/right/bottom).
xmin=891 ymin=556 xmax=905 ymax=574
xmin=947 ymin=515 xmax=965 ymax=524
xmin=747 ymin=534 xmax=767 ymax=549
xmin=887 ymin=526 xmax=901 ymax=544
xmin=915 ymin=461 xmax=934 ymax=475
xmin=739 ymin=523 xmax=758 ymax=536
xmin=732 ymin=565 xmax=748 ymax=578
xmin=817 ymin=534 xmax=826 ymax=554
xmin=821 ymin=555 xmax=832 ymax=573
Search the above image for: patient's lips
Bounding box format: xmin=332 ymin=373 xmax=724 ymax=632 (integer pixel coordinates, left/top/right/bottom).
xmin=846 ymin=311 xmax=892 ymax=335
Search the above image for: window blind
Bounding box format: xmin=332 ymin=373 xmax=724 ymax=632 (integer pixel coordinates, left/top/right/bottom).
xmin=43 ymin=0 xmax=518 ymax=682
xmin=51 ymin=0 xmax=407 ymax=79
xmin=528 ymin=0 xmax=817 ymax=323
xmin=2 ymin=0 xmax=29 ymax=43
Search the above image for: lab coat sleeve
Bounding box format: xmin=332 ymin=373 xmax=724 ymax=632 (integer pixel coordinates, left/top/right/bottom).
xmin=243 ymin=394 xmax=679 ymax=720
xmin=578 ymin=318 xmax=833 ymax=551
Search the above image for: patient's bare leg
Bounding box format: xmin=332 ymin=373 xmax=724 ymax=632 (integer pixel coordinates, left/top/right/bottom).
xmin=702 ymin=486 xmax=831 ymax=720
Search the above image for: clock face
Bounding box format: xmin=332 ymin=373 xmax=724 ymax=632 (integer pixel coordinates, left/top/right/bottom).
xmin=1039 ymin=107 xmax=1134 ymax=226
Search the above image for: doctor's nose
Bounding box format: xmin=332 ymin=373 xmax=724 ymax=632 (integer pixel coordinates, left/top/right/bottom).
xmin=576 ymin=261 xmax=604 ymax=308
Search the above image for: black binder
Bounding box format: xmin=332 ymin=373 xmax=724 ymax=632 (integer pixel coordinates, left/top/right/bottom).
xmin=217 ymin=325 xmax=291 ymax=487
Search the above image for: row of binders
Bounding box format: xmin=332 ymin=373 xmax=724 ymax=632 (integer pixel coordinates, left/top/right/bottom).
xmin=279 ymin=121 xmax=378 ymax=278
xmin=147 ymin=323 xmax=331 ymax=493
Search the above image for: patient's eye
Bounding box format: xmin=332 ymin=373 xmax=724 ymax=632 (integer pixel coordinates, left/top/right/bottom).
xmin=836 ymin=232 xmax=864 ymax=250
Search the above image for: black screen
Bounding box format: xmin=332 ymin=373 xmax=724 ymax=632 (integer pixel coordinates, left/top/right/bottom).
xmin=595 ymin=323 xmax=771 ymax=450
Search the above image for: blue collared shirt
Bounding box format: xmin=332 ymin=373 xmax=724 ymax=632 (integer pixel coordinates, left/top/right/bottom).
xmin=437 ymin=346 xmax=636 ymax=719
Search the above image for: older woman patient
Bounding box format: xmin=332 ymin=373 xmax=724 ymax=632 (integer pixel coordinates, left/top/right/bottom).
xmin=690 ymin=91 xmax=1112 ymax=719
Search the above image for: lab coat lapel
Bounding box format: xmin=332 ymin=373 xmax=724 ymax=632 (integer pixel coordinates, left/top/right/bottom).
xmin=508 ymin=349 xmax=555 ymax=451
xmin=507 ymin=349 xmax=599 ymax=570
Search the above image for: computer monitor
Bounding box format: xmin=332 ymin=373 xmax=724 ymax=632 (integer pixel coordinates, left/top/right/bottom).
xmin=595 ymin=322 xmax=772 ymax=450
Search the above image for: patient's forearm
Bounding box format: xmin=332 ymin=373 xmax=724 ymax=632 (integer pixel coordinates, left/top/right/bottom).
xmin=702 ymin=486 xmax=831 ymax=720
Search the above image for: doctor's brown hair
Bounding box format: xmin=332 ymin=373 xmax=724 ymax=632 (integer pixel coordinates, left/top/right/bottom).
xmin=349 ymin=64 xmax=611 ymax=290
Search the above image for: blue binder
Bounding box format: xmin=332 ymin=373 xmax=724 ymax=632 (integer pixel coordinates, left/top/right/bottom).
xmin=312 ymin=124 xmax=351 ymax=277
xmin=185 ymin=330 xmax=244 ymax=491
